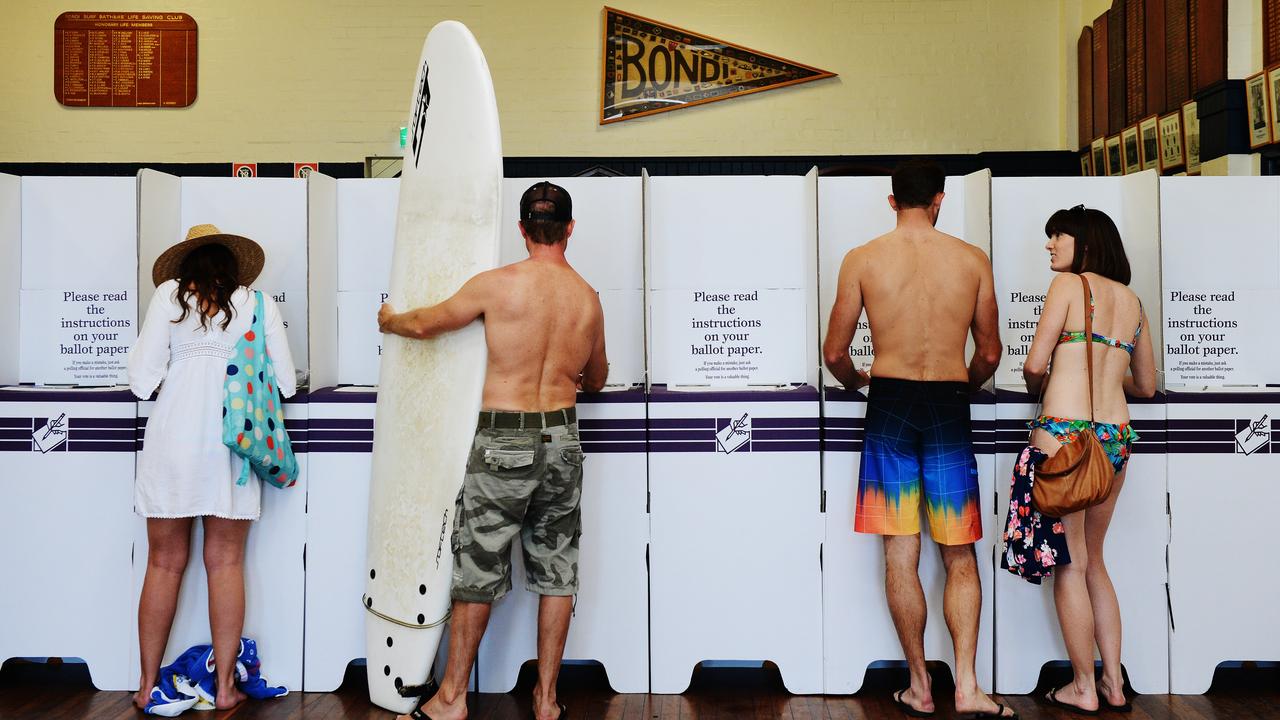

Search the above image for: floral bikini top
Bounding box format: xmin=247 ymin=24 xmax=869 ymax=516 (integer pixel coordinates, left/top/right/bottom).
xmin=1056 ymin=289 xmax=1143 ymax=354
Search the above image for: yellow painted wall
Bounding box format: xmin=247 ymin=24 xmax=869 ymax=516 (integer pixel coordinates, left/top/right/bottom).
xmin=2 ymin=1 xmax=1067 ymax=162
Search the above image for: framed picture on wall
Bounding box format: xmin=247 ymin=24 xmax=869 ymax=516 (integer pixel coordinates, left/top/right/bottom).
xmin=1080 ymin=152 xmax=1092 ymax=176
xmin=1139 ymin=116 xmax=1160 ymax=172
xmin=1122 ymin=126 xmax=1142 ymax=174
xmin=1091 ymin=137 xmax=1106 ymax=176
xmin=1105 ymin=135 xmax=1123 ymax=176
xmin=1246 ymin=71 xmax=1271 ymax=149
xmin=1181 ymin=101 xmax=1201 ymax=175
xmin=1158 ymin=112 xmax=1185 ymax=172
xmin=1268 ymin=65 xmax=1280 ymax=145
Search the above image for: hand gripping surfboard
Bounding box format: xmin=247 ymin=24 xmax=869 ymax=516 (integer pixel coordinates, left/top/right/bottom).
xmin=364 ymin=20 xmax=501 ymax=714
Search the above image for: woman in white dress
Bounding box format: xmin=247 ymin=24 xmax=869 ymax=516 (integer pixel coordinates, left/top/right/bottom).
xmin=128 ymin=224 xmax=296 ymax=710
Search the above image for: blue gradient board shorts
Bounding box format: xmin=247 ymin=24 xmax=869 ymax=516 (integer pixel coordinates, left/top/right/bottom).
xmin=855 ymin=377 xmax=983 ymax=545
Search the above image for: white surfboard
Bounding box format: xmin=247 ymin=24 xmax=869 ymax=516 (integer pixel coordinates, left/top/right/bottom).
xmin=365 ymin=21 xmax=501 ymax=714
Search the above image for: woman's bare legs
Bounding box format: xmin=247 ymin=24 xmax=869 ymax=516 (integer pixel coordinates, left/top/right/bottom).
xmin=1085 ymin=468 xmax=1128 ymax=706
xmin=135 ymin=517 xmax=194 ymax=709
xmin=203 ymin=516 xmax=252 ymax=710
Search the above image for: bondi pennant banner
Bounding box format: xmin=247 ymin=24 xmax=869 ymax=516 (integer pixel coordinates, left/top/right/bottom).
xmin=600 ymin=7 xmax=836 ymax=124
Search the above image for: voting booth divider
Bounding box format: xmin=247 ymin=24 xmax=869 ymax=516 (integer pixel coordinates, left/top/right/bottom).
xmin=990 ymin=173 xmax=1170 ymax=694
xmin=1160 ymin=177 xmax=1280 ymax=693
xmin=817 ymin=172 xmax=997 ymax=693
xmin=3 ymin=171 xmax=1280 ymax=695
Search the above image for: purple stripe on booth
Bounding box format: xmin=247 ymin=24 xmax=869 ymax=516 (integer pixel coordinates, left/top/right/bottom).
xmin=310 ymin=418 xmax=375 ymax=429
xmin=67 ymin=417 xmax=135 ymax=428
xmin=0 ymin=428 xmax=29 ymax=440
xmin=308 ymin=441 xmax=374 ymax=453
xmin=752 ymin=429 xmax=820 ymax=441
xmin=0 ymin=441 xmax=32 ymax=451
xmin=649 ymin=418 xmax=716 ymax=429
xmin=309 ymin=430 xmax=374 ymax=441
xmin=0 ymin=388 xmax=136 ymax=403
xmin=66 ymin=441 xmax=136 ymax=453
xmin=824 ymin=441 xmax=863 ymax=453
xmin=1167 ymin=442 xmax=1240 ymax=453
xmin=822 ymin=417 xmax=862 ymax=428
xmin=1166 ymin=430 xmax=1235 ymax=441
xmin=0 ymin=417 xmax=30 ymax=428
xmin=649 ymin=429 xmax=716 ymax=442
xmin=824 ymin=429 xmax=863 ymax=441
xmin=754 ymin=417 xmax=819 ymax=429
xmin=648 ymin=384 xmax=819 ymax=403
xmin=582 ymin=442 xmax=648 ymax=454
xmin=70 ymin=429 xmax=135 ymax=441
xmin=1167 ymin=419 xmax=1236 ymax=429
xmin=648 ymin=441 xmax=717 ymax=453
xmin=579 ymin=418 xmax=645 ymax=430
xmin=750 ymin=440 xmax=820 ymax=452
xmin=580 ymin=430 xmax=646 ymax=442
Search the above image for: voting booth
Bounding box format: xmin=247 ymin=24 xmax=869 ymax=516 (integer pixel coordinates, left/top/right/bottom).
xmin=129 ymin=171 xmax=311 ymax=690
xmin=646 ymin=172 xmax=823 ymax=694
xmin=817 ymin=173 xmax=997 ymax=693
xmin=18 ymin=176 xmax=139 ymax=386
xmin=1161 ymin=177 xmax=1280 ymax=693
xmin=480 ymin=177 xmax=649 ymax=693
xmin=990 ymin=174 xmax=1168 ymax=694
xmin=0 ymin=387 xmax=137 ymax=691
xmin=137 ymin=171 xmax=310 ymax=372
xmin=126 ymin=398 xmax=308 ymax=691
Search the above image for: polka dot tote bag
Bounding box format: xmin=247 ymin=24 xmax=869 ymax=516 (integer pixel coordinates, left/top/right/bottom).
xmin=222 ymin=291 xmax=298 ymax=489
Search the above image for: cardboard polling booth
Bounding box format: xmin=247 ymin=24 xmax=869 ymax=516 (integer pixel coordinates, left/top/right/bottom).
xmin=479 ymin=177 xmax=649 ymax=693
xmin=1161 ymin=177 xmax=1280 ymax=693
xmin=646 ymin=172 xmax=823 ymax=694
xmin=131 ymin=171 xmax=310 ymax=690
xmin=19 ymin=177 xmax=138 ymax=386
xmin=817 ymin=172 xmax=996 ymax=693
xmin=0 ymin=387 xmax=137 ymax=690
xmin=990 ymin=174 xmax=1168 ymax=694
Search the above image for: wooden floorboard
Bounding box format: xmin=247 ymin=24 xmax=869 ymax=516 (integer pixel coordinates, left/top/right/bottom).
xmin=2 ymin=658 xmax=1277 ymax=719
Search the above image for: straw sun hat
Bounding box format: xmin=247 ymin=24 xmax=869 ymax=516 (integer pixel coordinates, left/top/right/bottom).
xmin=151 ymin=224 xmax=265 ymax=287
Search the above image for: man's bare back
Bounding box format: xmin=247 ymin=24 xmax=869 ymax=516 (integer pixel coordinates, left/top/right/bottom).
xmin=823 ymin=206 xmax=1000 ymax=390
xmin=854 ymin=227 xmax=992 ymax=381
xmin=376 ymin=249 xmax=607 ymax=412
xmin=473 ymin=258 xmax=605 ymax=411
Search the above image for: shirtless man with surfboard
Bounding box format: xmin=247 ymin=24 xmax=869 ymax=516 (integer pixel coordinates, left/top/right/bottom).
xmin=379 ymin=181 xmax=607 ymax=720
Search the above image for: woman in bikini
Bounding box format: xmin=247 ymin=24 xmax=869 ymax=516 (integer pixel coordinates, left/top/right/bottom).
xmin=1023 ymin=205 xmax=1157 ymax=715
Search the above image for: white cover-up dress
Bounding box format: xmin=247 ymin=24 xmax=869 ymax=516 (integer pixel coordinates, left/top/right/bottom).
xmin=128 ymin=280 xmax=297 ymax=520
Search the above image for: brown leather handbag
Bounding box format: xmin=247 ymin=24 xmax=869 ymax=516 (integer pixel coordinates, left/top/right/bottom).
xmin=1031 ymin=275 xmax=1116 ymax=517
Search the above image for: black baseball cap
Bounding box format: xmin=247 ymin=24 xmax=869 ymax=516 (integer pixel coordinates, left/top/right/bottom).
xmin=519 ymin=181 xmax=573 ymax=222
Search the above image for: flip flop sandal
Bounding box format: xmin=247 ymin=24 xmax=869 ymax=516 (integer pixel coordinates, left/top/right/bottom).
xmin=405 ymin=678 xmax=442 ymax=720
xmin=1043 ymin=687 xmax=1099 ymax=716
xmin=530 ymin=702 xmax=568 ymax=720
xmin=967 ymin=703 xmax=1020 ymax=719
xmin=1101 ymin=697 xmax=1133 ymax=713
xmin=892 ymin=689 xmax=935 ymax=718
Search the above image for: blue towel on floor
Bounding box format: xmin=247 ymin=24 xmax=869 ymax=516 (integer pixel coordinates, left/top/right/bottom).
xmin=143 ymin=637 xmax=287 ymax=716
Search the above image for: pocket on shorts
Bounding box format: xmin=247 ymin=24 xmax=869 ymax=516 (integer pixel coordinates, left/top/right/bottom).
xmin=560 ymin=445 xmax=585 ymax=466
xmin=468 ymin=432 xmax=541 ymax=475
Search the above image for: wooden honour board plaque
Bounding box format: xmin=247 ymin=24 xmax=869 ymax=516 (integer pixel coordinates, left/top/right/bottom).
xmin=1165 ymin=0 xmax=1190 ymax=108
xmin=1266 ymin=0 xmax=1280 ymax=67
xmin=1079 ymin=27 xmax=1094 ymax=148
xmin=1145 ymin=0 xmax=1166 ymax=116
xmin=54 ymin=12 xmax=197 ymax=107
xmin=1094 ymin=14 xmax=1110 ymax=139
xmin=1125 ymin=0 xmax=1146 ymax=125
xmin=1108 ymin=2 xmax=1128 ymax=134
xmin=1192 ymin=0 xmax=1226 ymax=92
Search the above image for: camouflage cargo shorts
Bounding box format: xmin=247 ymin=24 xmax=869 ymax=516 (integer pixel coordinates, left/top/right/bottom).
xmin=450 ymin=415 xmax=584 ymax=603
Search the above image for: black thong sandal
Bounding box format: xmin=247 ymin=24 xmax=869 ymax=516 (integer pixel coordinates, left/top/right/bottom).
xmin=892 ymin=689 xmax=935 ymax=718
xmin=405 ymin=679 xmax=441 ymax=720
xmin=967 ymin=703 xmax=1020 ymax=719
xmin=1100 ymin=697 xmax=1133 ymax=713
xmin=530 ymin=702 xmax=568 ymax=720
xmin=1043 ymin=687 xmax=1100 ymax=716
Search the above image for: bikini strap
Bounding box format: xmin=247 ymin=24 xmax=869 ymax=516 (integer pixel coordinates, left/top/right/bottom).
xmin=1080 ymin=274 xmax=1096 ymax=424
xmin=1133 ymin=298 xmax=1144 ymax=343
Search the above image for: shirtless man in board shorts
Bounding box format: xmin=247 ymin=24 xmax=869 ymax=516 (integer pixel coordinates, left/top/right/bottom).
xmin=379 ymin=181 xmax=607 ymax=720
xmin=822 ymin=159 xmax=1014 ymax=719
